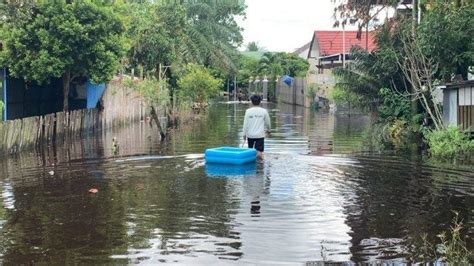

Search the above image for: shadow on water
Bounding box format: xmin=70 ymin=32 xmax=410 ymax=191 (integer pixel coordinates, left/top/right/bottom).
xmin=0 ymin=103 xmax=472 ymax=264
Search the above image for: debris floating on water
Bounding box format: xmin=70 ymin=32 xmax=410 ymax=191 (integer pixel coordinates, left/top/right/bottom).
xmin=88 ymin=188 xmax=98 ymax=194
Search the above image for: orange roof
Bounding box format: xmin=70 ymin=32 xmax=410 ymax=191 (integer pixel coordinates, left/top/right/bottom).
xmin=312 ymin=30 xmax=377 ymax=56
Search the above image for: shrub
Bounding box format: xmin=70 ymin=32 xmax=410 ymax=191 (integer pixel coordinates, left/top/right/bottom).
xmin=123 ymin=77 xmax=170 ymax=109
xmin=177 ymin=64 xmax=222 ymax=106
xmin=384 ymin=119 xmax=421 ymax=151
xmin=425 ymin=127 xmax=474 ymax=160
xmin=378 ymin=87 xmax=412 ymax=122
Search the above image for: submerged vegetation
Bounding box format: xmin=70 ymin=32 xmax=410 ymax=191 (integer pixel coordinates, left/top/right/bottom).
xmin=411 ymin=212 xmax=472 ymax=264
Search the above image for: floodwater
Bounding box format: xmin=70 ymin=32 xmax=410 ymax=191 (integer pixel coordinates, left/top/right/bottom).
xmin=0 ymin=103 xmax=472 ymax=264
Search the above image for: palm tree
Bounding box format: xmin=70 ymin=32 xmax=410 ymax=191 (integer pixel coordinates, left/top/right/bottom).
xmin=182 ymin=0 xmax=244 ymax=75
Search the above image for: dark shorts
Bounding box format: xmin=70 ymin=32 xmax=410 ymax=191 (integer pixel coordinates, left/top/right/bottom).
xmin=248 ymin=138 xmax=264 ymax=152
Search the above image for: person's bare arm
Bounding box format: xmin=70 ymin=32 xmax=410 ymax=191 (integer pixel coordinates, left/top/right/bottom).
xmin=243 ymin=110 xmax=249 ymax=140
xmin=265 ymin=110 xmax=271 ymax=137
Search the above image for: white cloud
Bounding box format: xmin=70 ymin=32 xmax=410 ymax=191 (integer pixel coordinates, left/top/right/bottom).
xmin=237 ymin=0 xmax=343 ymax=52
xmin=237 ymin=0 xmax=390 ymax=52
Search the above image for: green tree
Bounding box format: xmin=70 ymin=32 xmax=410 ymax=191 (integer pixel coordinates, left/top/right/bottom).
xmin=183 ymin=0 xmax=244 ymax=74
xmin=128 ymin=4 xmax=185 ymax=74
xmin=418 ymin=1 xmax=474 ymax=81
xmin=127 ymin=1 xmax=244 ymax=94
xmin=177 ymin=64 xmax=223 ymax=106
xmin=0 ymin=2 xmax=124 ymax=111
xmin=246 ymin=41 xmax=261 ymax=52
xmin=257 ymin=52 xmax=284 ymax=77
xmin=332 ymin=0 xmax=400 ymax=32
xmin=332 ymin=23 xmax=408 ymax=111
xmin=129 ymin=0 xmax=244 ymax=75
xmin=257 ymin=52 xmax=308 ymax=77
xmin=237 ymin=55 xmax=259 ymax=89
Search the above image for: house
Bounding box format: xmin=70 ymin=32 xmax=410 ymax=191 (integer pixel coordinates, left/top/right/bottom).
xmin=442 ymin=80 xmax=474 ymax=132
xmin=294 ymin=42 xmax=311 ymax=60
xmin=308 ymin=30 xmax=376 ymax=72
xmin=306 ymin=30 xmax=377 ymax=98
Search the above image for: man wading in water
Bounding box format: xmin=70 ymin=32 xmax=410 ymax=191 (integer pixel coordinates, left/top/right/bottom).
xmin=243 ymin=95 xmax=271 ymax=159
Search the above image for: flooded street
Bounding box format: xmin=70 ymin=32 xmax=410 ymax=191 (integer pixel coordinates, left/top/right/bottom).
xmin=0 ymin=103 xmax=472 ymax=264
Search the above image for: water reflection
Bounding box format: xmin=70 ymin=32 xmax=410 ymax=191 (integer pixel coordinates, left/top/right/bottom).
xmin=0 ymin=103 xmax=472 ymax=264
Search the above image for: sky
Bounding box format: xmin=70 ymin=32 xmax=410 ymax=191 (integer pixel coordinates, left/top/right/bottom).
xmin=237 ymin=0 xmax=372 ymax=52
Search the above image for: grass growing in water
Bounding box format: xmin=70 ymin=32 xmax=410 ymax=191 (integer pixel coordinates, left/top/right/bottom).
xmin=412 ymin=212 xmax=472 ymax=264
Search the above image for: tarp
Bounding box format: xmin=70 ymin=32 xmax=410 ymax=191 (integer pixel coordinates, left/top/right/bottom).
xmin=282 ymin=75 xmax=294 ymax=86
xmin=86 ymin=80 xmax=106 ymax=109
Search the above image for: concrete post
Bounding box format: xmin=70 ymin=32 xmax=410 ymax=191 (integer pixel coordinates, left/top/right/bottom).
xmin=262 ymin=76 xmax=268 ymax=101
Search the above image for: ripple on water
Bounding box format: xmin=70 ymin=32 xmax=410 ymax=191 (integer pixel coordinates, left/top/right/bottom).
xmin=0 ymin=103 xmax=472 ymax=265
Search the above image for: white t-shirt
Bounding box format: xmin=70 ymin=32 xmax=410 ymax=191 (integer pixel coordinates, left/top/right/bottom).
xmin=243 ymin=106 xmax=271 ymax=139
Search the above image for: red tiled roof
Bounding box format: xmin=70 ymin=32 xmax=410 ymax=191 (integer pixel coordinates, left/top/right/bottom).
xmin=313 ymin=30 xmax=377 ymax=56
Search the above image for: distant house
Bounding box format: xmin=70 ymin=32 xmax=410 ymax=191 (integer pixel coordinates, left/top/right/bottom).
xmin=305 ymin=30 xmax=377 ymax=98
xmin=308 ymin=30 xmax=376 ymax=71
xmin=294 ymin=42 xmax=311 ymax=60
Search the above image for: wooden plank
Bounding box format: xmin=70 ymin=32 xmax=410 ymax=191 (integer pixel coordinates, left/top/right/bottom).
xmin=7 ymin=119 xmax=21 ymax=153
xmin=34 ymin=116 xmax=41 ymax=146
xmin=70 ymin=111 xmax=75 ymax=136
xmin=462 ymin=106 xmax=468 ymax=131
xmin=56 ymin=111 xmax=65 ymax=142
xmin=21 ymin=117 xmax=36 ymax=149
xmin=37 ymin=116 xmax=43 ymax=145
xmin=75 ymin=110 xmax=81 ymax=136
xmin=49 ymin=113 xmax=55 ymax=142
xmin=465 ymin=106 xmax=469 ymax=131
xmin=471 ymin=106 xmax=474 ymax=131
xmin=0 ymin=122 xmax=7 ymax=154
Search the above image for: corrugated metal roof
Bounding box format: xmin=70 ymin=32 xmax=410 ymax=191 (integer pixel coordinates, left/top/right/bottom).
xmin=444 ymin=80 xmax=474 ymax=90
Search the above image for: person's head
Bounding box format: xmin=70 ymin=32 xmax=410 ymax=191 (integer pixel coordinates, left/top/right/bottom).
xmin=250 ymin=95 xmax=261 ymax=106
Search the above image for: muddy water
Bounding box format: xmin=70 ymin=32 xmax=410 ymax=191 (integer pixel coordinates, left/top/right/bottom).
xmin=0 ymin=103 xmax=472 ymax=264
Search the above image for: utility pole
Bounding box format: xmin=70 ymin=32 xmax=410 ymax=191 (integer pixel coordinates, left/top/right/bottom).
xmin=234 ymin=76 xmax=237 ymax=101
xmin=342 ymin=24 xmax=346 ymax=68
xmin=227 ymin=78 xmax=230 ymax=101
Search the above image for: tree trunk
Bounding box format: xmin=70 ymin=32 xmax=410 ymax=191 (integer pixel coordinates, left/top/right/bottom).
xmin=150 ymin=106 xmax=166 ymax=140
xmin=62 ymin=72 xmax=71 ymax=112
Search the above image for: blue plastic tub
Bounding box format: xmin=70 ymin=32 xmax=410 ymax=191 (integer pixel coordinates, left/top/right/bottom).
xmin=205 ymin=163 xmax=257 ymax=177
xmin=204 ymin=147 xmax=257 ymax=165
